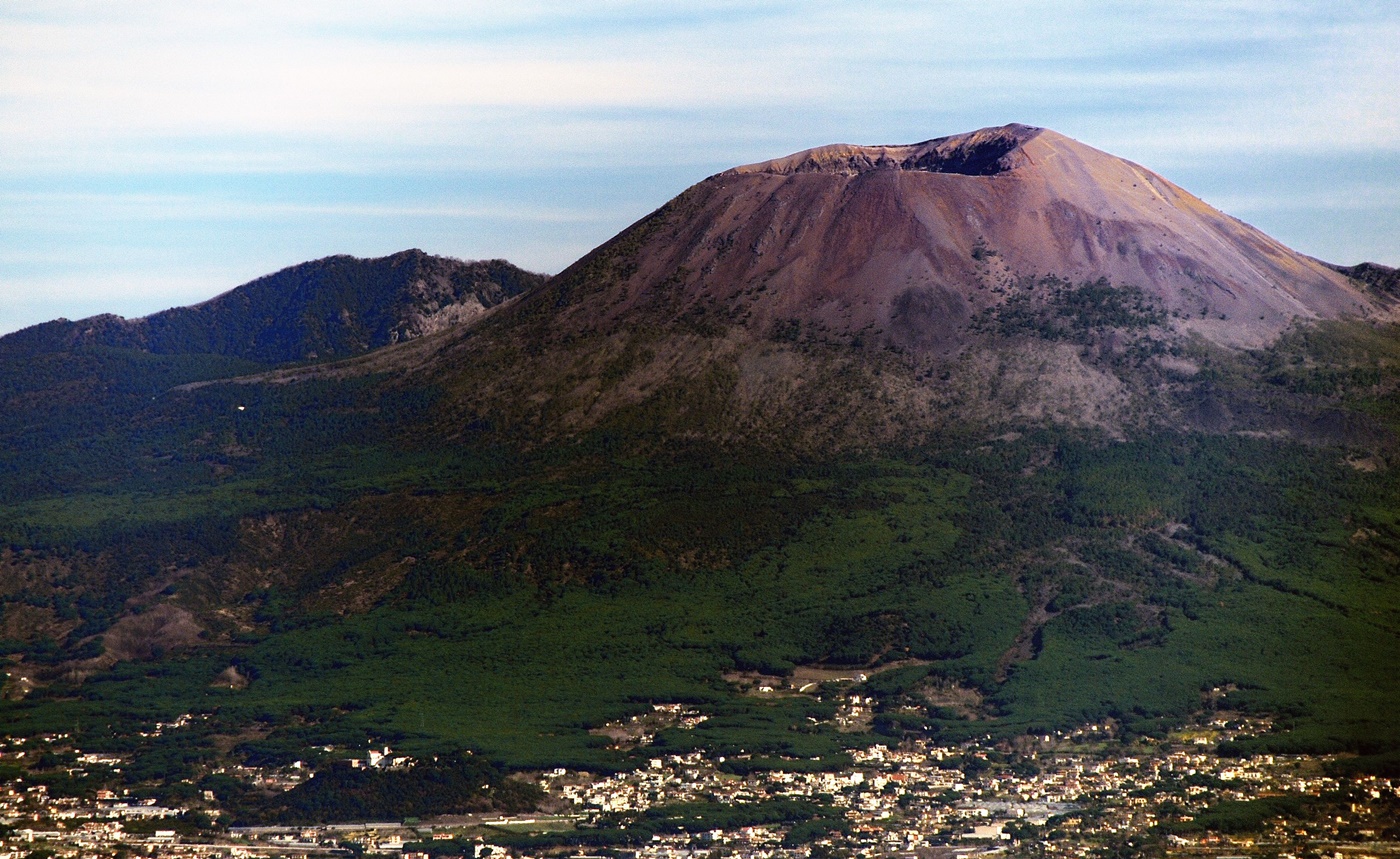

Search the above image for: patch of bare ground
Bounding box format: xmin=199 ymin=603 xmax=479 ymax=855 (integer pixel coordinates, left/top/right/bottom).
xmin=587 ymin=704 xmax=708 ymax=749
xmin=952 ymin=340 xmax=1133 ymax=436
xmin=101 ymin=603 xmax=206 ymax=661
xmin=916 ymin=678 xmax=989 ymax=720
xmin=1344 ymin=454 xmax=1385 ymax=472
xmin=132 ymin=492 xmax=499 ymax=629
xmin=0 ymin=547 xmax=78 ymax=598
xmin=0 ymin=601 xmax=71 ymax=643
xmin=206 ymin=724 xmax=272 ymax=757
xmin=306 ymin=555 xmax=415 ymax=615
xmin=212 ymin=664 xmax=250 ymax=690
xmin=726 ymin=659 xmax=930 ymax=696
xmin=997 ymin=601 xmax=1054 ymax=682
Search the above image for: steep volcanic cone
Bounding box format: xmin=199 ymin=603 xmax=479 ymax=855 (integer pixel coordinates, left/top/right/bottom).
xmin=534 ymin=124 xmax=1379 ymax=351
xmin=350 ymin=125 xmax=1393 ymax=446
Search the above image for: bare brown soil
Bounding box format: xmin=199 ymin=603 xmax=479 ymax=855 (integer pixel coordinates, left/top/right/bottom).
xmin=101 ymin=603 xmax=206 ymax=661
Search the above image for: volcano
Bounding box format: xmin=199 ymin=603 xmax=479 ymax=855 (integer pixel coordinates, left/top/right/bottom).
xmin=401 ymin=124 xmax=1393 ymax=446
xmin=534 ymin=123 xmax=1384 ymax=350
xmin=2 ymin=126 xmax=1399 ymax=781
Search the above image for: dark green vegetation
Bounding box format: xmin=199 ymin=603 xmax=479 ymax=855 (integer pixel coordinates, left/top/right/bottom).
xmin=1163 ymin=785 xmax=1400 ymax=839
xmin=395 ymin=799 xmax=845 ymax=856
xmin=473 ymin=799 xmax=846 ymax=851
xmin=973 ymin=276 xmax=1168 ymax=344
xmin=0 ymin=259 xmax=1397 ymax=822
xmin=0 ymin=250 xmax=544 ymax=365
xmin=1331 ymin=261 xmax=1400 ymax=303
xmin=251 ymin=753 xmax=540 ymax=824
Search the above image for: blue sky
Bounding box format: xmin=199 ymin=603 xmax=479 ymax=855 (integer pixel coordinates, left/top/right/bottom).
xmin=3 ymin=0 xmax=1397 ymax=335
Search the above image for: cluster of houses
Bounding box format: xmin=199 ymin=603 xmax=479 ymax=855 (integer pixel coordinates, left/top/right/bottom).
xmin=1 ymin=716 xmax=1397 ymax=858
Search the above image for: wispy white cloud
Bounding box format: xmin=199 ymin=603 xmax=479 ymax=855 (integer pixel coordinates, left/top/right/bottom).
xmin=4 ymin=1 xmax=1392 ymax=167
xmin=0 ymin=190 xmax=614 ymax=224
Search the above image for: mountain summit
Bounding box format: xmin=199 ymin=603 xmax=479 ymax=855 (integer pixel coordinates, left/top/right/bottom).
xmin=413 ymin=125 xmax=1393 ymax=445
xmin=536 ymin=124 xmax=1384 ymax=351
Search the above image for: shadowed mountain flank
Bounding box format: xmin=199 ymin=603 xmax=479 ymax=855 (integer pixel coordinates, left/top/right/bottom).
xmin=0 ymin=250 xmax=546 ymax=365
xmin=1330 ymin=261 xmax=1400 ymax=306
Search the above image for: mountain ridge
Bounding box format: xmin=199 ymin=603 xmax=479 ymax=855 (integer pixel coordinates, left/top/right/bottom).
xmin=0 ymin=249 xmax=546 ymax=366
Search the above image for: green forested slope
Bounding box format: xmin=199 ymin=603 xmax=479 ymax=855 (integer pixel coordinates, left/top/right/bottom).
xmin=0 ymin=251 xmax=544 ymax=365
xmin=0 ymin=302 xmax=1396 ymax=784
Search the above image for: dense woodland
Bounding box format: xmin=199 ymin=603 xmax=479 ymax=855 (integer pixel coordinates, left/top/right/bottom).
xmin=0 ymin=277 xmax=1397 ymax=817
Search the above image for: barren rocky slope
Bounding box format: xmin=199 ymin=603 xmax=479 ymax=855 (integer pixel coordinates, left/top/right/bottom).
xmin=384 ymin=125 xmax=1396 ymax=447
xmin=528 ymin=123 xmax=1389 ymax=350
